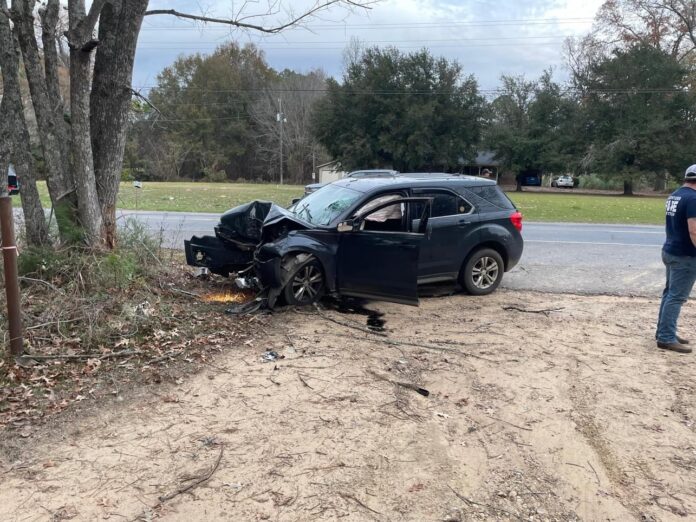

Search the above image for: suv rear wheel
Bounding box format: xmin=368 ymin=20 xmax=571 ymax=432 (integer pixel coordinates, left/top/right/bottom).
xmin=460 ymin=248 xmax=504 ymax=295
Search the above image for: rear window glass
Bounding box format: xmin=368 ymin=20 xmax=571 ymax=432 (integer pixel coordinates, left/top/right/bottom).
xmin=431 ymin=193 xmax=471 ymax=217
xmin=468 ymin=186 xmax=515 ymax=210
xmin=411 ymin=192 xmax=472 ymax=218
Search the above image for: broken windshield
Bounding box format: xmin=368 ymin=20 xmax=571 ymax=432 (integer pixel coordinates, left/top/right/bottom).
xmin=292 ymin=184 xmax=362 ymax=226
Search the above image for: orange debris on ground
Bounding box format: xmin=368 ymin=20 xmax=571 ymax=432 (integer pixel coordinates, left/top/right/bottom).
xmin=201 ymin=290 xmax=254 ymax=304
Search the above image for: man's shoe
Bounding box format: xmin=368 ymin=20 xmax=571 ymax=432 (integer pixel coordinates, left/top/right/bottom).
xmin=677 ymin=335 xmax=690 ymax=345
xmin=657 ymin=341 xmax=692 ymax=353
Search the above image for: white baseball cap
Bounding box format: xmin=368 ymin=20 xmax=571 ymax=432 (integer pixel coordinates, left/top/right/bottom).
xmin=686 ymin=165 xmax=696 ymax=180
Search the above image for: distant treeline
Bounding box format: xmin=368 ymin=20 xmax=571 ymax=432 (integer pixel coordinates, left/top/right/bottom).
xmin=125 ymin=1 xmax=696 ymax=193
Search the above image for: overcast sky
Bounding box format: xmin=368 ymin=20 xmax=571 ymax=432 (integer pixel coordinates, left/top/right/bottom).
xmin=134 ymin=0 xmax=605 ymax=93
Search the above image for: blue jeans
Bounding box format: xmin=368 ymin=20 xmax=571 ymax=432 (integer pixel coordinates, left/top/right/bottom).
xmin=656 ymin=251 xmax=696 ymax=343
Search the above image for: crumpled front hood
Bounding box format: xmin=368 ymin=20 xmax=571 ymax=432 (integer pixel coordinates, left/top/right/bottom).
xmin=217 ymin=200 xmax=311 ymax=244
xmin=263 ymin=204 xmax=310 ymax=227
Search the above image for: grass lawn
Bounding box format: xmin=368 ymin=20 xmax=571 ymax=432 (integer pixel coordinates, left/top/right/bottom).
xmin=506 ymin=191 xmax=665 ymax=225
xmin=15 ymin=181 xmax=666 ymax=224
xmin=17 ymin=181 xmax=305 ymax=213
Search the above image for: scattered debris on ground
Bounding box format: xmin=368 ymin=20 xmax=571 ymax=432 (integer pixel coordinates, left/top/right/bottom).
xmin=1 ymin=290 xmax=695 ymax=521
xmin=0 ymin=256 xmax=256 ymax=433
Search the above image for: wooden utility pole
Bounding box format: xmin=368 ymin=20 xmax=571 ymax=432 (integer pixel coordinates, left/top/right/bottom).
xmin=277 ymin=98 xmax=285 ymax=185
xmin=0 ymin=196 xmax=23 ymax=355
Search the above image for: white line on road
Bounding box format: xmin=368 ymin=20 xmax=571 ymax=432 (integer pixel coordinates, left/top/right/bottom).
xmin=526 ymin=226 xmax=663 ymax=235
xmin=526 ymin=240 xmax=658 ymax=248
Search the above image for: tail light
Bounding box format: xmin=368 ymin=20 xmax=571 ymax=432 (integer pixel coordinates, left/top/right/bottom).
xmin=510 ymin=211 xmax=523 ymax=232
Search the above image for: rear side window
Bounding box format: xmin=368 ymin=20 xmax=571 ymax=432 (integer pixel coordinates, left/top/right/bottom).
xmin=468 ymin=186 xmax=515 ymax=210
xmin=431 ymin=193 xmax=471 ymax=217
xmin=412 ymin=191 xmax=473 ymax=218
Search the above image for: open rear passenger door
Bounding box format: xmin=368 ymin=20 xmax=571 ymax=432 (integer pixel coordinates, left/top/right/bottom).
xmin=335 ymin=197 xmax=431 ymax=305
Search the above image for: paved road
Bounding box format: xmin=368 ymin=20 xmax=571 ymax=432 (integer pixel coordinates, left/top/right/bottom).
xmin=116 ymin=210 xmax=667 ymax=297
xmin=504 ymin=222 xmax=664 ymax=296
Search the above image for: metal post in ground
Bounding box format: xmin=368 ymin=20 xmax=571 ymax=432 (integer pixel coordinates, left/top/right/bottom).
xmin=0 ymin=196 xmax=23 ymax=355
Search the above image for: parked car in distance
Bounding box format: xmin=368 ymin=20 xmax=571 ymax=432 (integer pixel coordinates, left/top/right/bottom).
xmin=518 ymin=173 xmax=542 ymax=187
xmin=551 ymin=175 xmax=574 ymax=189
xmin=186 ymin=174 xmax=524 ymax=307
xmin=304 ymin=169 xmax=398 ymax=196
xmin=7 ymin=165 xmax=19 ymax=195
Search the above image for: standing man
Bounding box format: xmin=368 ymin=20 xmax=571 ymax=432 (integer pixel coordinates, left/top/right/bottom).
xmin=656 ymin=165 xmax=696 ymax=353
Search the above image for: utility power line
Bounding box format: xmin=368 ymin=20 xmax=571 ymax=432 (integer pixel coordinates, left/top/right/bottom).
xmin=138 ymin=15 xmax=609 ymax=31
xmin=136 ymin=42 xmax=569 ymax=51
xmin=137 ymin=34 xmax=578 ymax=45
xmin=136 ymin=86 xmax=692 ymax=95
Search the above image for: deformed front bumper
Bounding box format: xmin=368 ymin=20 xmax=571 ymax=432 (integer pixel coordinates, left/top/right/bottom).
xmin=184 ymin=235 xmax=254 ymax=277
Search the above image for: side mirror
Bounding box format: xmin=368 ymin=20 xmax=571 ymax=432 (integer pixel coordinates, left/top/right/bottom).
xmin=291 ymin=198 xmax=301 ymax=205
xmin=337 ymin=220 xmax=357 ymax=233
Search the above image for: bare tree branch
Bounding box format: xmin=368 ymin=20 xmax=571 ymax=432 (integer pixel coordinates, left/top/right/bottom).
xmin=82 ymin=0 xmax=107 ymax=37
xmin=145 ymin=1 xmax=376 ymax=34
xmin=39 ymin=0 xmax=65 ymax=114
xmin=653 ymin=0 xmax=696 ymax=49
xmin=66 ymin=0 xmax=107 ymax=50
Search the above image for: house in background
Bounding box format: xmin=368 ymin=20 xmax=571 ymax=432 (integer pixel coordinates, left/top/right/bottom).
xmin=316 ymin=160 xmax=345 ymax=184
xmin=459 ymin=151 xmax=501 ymax=181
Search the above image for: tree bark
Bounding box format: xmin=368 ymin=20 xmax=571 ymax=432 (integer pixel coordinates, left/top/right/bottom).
xmin=11 ymin=0 xmax=79 ymax=242
xmin=0 ymin=5 xmax=50 ymax=245
xmin=652 ymin=172 xmax=667 ymax=192
xmin=67 ymin=0 xmax=105 ymax=246
xmin=623 ymin=179 xmax=634 ymax=195
xmin=0 ymin=100 xmax=11 ymax=198
xmin=39 ymin=0 xmax=70 ymax=158
xmin=91 ymin=0 xmax=148 ymax=248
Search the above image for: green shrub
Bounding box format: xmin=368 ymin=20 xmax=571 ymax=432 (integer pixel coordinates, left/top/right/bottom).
xmin=18 ymin=246 xmax=64 ymax=279
xmin=202 ymin=167 xmax=228 ymax=183
xmin=17 ymin=218 xmax=163 ymax=292
xmin=578 ymin=174 xmax=624 ymax=191
xmin=94 ymin=251 xmax=139 ymax=289
xmin=118 ymin=217 xmax=163 ymax=265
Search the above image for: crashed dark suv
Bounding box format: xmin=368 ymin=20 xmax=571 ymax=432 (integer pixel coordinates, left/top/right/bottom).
xmin=185 ymin=174 xmax=523 ymax=307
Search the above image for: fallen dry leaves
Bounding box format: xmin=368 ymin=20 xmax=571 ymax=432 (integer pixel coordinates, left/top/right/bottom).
xmin=0 ymin=261 xmax=257 ymax=432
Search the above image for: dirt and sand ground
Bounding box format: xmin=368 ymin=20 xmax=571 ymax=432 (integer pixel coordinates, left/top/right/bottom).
xmin=2 ymin=290 xmax=696 ymax=521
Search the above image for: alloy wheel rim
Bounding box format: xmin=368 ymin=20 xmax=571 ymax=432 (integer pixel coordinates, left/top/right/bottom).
xmin=292 ymin=265 xmax=323 ymax=302
xmin=472 ymin=257 xmax=499 ymax=289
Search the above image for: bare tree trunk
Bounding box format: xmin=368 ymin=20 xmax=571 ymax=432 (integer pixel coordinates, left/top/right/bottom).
xmin=0 ymin=5 xmax=49 ymax=245
xmin=67 ymin=0 xmax=105 ymax=247
xmin=11 ymin=0 xmax=79 ymax=242
xmin=0 ymin=101 xmax=11 ymax=198
xmin=91 ymin=0 xmax=148 ymax=248
xmin=40 ymin=0 xmax=70 ymax=162
xmin=623 ymin=179 xmax=634 ymax=196
xmin=653 ymin=172 xmax=667 ymax=192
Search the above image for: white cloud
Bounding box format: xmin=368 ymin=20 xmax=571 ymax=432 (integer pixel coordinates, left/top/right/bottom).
xmin=134 ymin=0 xmax=605 ymax=90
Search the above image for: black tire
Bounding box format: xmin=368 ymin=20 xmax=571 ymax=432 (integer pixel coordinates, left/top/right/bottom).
xmin=460 ymin=248 xmax=504 ymax=296
xmin=551 ymin=181 xmax=557 ymax=188
xmin=283 ymin=258 xmax=325 ymax=306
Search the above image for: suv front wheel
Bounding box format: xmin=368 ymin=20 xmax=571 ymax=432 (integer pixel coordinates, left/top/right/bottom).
xmin=460 ymin=248 xmax=504 ymax=295
xmin=283 ymin=257 xmax=325 ymax=306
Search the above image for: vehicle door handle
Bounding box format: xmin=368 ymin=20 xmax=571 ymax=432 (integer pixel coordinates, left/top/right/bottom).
xmin=458 ymin=219 xmax=471 ymax=225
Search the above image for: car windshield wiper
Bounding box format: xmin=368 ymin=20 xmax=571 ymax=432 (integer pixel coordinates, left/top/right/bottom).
xmin=296 ymin=202 xmax=313 ymax=222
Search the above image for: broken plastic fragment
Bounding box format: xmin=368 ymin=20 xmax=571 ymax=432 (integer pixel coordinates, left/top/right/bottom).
xmin=225 ymin=298 xmax=265 ymax=315
xmin=261 ymin=351 xmax=284 ymax=363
